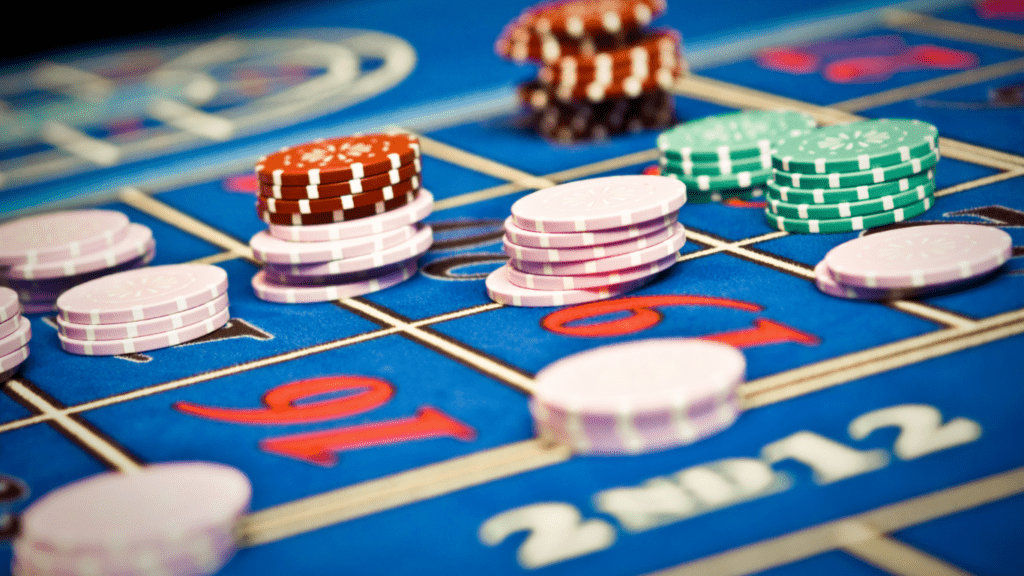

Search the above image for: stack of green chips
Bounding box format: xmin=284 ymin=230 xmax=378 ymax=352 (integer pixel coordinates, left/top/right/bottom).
xmin=766 ymin=119 xmax=940 ymax=234
xmin=656 ymin=110 xmax=817 ymax=203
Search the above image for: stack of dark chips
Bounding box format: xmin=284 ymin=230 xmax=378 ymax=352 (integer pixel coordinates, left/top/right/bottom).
xmin=496 ymin=0 xmax=684 ymax=143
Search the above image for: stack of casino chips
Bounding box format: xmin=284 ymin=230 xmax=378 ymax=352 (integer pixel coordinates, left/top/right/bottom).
xmin=657 ymin=110 xmax=817 ymax=203
xmin=486 ymin=175 xmax=686 ymax=307
xmin=250 ymin=134 xmax=434 ymax=303
xmin=0 ymin=287 xmax=32 ymax=380
xmin=54 ymin=264 xmax=230 ymax=356
xmin=814 ymin=224 xmax=1012 ymax=301
xmin=14 ymin=462 xmax=251 ymax=576
xmin=766 ymin=119 xmax=939 ymax=234
xmin=496 ymin=0 xmax=684 ymax=143
xmin=0 ymin=211 xmax=155 ymax=313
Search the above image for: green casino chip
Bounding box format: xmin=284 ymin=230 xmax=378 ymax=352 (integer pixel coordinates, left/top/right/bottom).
xmin=772 ymin=150 xmax=939 ymax=189
xmin=662 ymin=167 xmax=773 ymax=191
xmin=660 ymin=154 xmax=770 ymax=176
xmin=764 ymin=195 xmax=934 ymax=234
xmin=766 ymin=169 xmax=934 ymax=204
xmin=658 ymin=110 xmax=817 ymax=162
xmin=766 ymin=180 xmax=935 ymax=219
xmin=772 ymin=119 xmax=938 ymax=175
xmin=685 ymin=188 xmax=762 ymax=204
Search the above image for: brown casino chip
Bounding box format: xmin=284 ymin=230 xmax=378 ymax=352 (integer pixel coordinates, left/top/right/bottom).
xmin=532 ymin=89 xmax=676 ymax=143
xmin=255 ymin=133 xmax=420 ymax=186
xmin=260 ymin=176 xmax=421 ymax=214
xmin=495 ymin=23 xmax=644 ymax=64
xmin=259 ymin=160 xmax=421 ymax=200
xmin=257 ymin=192 xmax=416 ymax=226
xmin=519 ymin=62 xmax=684 ymax=106
xmin=518 ymin=0 xmax=667 ymax=39
xmin=537 ymin=29 xmax=682 ymax=84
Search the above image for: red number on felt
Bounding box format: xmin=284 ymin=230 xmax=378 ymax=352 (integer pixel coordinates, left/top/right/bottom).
xmin=541 ymin=295 xmax=819 ymax=347
xmin=174 ymin=376 xmax=476 ymax=466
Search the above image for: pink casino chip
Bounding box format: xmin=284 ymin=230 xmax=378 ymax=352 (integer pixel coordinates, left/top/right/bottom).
xmin=530 ymin=338 xmax=745 ymax=454
xmin=0 ymin=210 xmax=130 ymax=266
xmin=3 ymin=245 xmax=155 ymax=294
xmin=824 ymin=224 xmax=1013 ymax=289
xmin=57 ymin=264 xmax=228 ymax=325
xmin=58 ymin=307 xmax=228 ymax=355
xmin=0 ymin=287 xmax=20 ymax=324
xmin=0 ymin=345 xmax=29 ymax=373
xmin=507 ymin=253 xmax=677 ymax=290
xmin=0 ymin=314 xmax=21 ymax=341
xmin=250 ymin=224 xmax=417 ymax=265
xmin=57 ymin=293 xmax=229 ymax=341
xmin=14 ymin=462 xmax=250 ymax=576
xmin=0 ymin=318 xmax=31 ymax=358
xmin=510 ymin=223 xmax=685 ymax=275
xmin=503 ymin=220 xmax=676 ymax=262
xmin=503 ymin=212 xmax=678 ymax=248
xmin=511 ymin=175 xmax=686 ymax=233
xmin=268 ymin=189 xmax=434 ymax=242
xmin=251 ymin=259 xmax=419 ymax=304
xmin=485 ymin=264 xmax=654 ymax=307
xmin=5 ymin=224 xmax=153 ymax=281
xmin=265 ymin=225 xmax=432 ymax=277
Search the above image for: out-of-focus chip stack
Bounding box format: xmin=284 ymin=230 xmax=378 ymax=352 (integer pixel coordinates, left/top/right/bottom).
xmin=496 ymin=0 xmax=685 ymax=143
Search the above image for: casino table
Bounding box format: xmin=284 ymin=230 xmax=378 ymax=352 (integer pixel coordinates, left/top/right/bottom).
xmin=1 ymin=0 xmax=1023 ymax=574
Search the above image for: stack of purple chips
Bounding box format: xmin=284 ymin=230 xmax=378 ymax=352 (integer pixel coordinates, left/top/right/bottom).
xmin=249 ymin=190 xmax=435 ymax=303
xmin=55 ymin=265 xmax=230 ymax=356
xmin=13 ymin=462 xmax=251 ymax=576
xmin=487 ymin=175 xmax=687 ymax=307
xmin=815 ymin=224 xmax=1013 ymax=300
xmin=0 ymin=287 xmax=32 ymax=381
xmin=0 ymin=211 xmax=155 ymax=313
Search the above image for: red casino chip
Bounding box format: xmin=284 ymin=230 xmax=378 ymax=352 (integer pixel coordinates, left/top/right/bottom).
xmin=495 ymin=23 xmax=643 ymax=64
xmin=258 ymin=159 xmax=421 ymax=200
xmin=255 ymin=133 xmax=420 ymax=186
xmin=517 ymin=0 xmax=667 ymax=39
xmin=259 ymin=177 xmax=420 ymax=214
xmin=520 ymin=62 xmax=683 ymax=106
xmin=538 ymin=30 xmax=681 ymax=81
xmin=257 ymin=192 xmax=416 ymax=226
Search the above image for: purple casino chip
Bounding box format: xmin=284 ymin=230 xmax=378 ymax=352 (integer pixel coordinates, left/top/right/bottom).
xmin=530 ymin=338 xmax=745 ymax=454
xmin=0 ymin=210 xmax=130 ymax=266
xmin=15 ymin=462 xmax=250 ymax=576
xmin=251 ymin=259 xmax=419 ymax=304
xmin=266 ymin=225 xmax=432 ymax=277
xmin=503 ymin=212 xmax=678 ymax=248
xmin=57 ymin=264 xmax=228 ymax=325
xmin=507 ymin=253 xmax=677 ymax=290
xmin=250 ymin=224 xmax=417 ymax=265
xmin=5 ymin=224 xmax=153 ymax=281
xmin=503 ymin=221 xmax=676 ymax=263
xmin=58 ymin=308 xmax=229 ymax=356
xmin=511 ymin=175 xmax=686 ymax=233
xmin=57 ymin=293 xmax=229 ymax=341
xmin=486 ymin=264 xmax=655 ymax=307
xmin=510 ymin=223 xmax=685 ymax=275
xmin=3 ymin=246 xmax=155 ymax=294
xmin=0 ymin=287 xmax=20 ymax=323
xmin=824 ymin=224 xmax=1013 ymax=289
xmin=267 ymin=189 xmax=434 ymax=242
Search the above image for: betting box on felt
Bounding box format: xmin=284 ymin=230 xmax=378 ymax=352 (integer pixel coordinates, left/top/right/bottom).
xmin=1 ymin=0 xmax=1023 ymax=575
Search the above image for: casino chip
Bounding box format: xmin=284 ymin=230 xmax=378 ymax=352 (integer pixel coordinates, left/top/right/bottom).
xmin=14 ymin=462 xmax=251 ymax=576
xmin=0 ymin=288 xmax=30 ymax=380
xmin=767 ymin=118 xmax=939 ymax=233
xmin=530 ymin=338 xmax=745 ymax=454
xmin=496 ymin=1 xmax=684 ymax=142
xmin=655 ymin=110 xmax=816 ymax=203
xmin=0 ymin=211 xmax=156 ymax=311
xmin=249 ymin=133 xmax=433 ymax=304
xmin=490 ymin=175 xmax=683 ymax=307
xmin=55 ymin=264 xmax=230 ymax=355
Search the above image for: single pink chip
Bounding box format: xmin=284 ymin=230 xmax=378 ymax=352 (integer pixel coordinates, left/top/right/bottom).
xmin=251 ymin=259 xmax=419 ymax=304
xmin=57 ymin=264 xmax=228 ymax=325
xmin=503 ymin=212 xmax=678 ymax=249
xmin=0 ymin=210 xmax=130 ymax=266
xmin=15 ymin=462 xmax=250 ymax=576
xmin=530 ymin=338 xmax=745 ymax=455
xmin=5 ymin=224 xmax=153 ymax=281
xmin=0 ymin=314 xmax=21 ymax=340
xmin=57 ymin=293 xmax=229 ymax=341
xmin=250 ymin=224 xmax=417 ymax=265
xmin=58 ymin=308 xmax=229 ymax=356
xmin=266 ymin=225 xmax=432 ymax=277
xmin=20 ymin=302 xmax=56 ymax=314
xmin=507 ymin=253 xmax=677 ymax=290
xmin=0 ymin=287 xmax=20 ymax=323
xmin=510 ymin=223 xmax=685 ymax=275
xmin=486 ymin=264 xmax=654 ymax=307
xmin=0 ymin=345 xmax=29 ymax=372
xmin=267 ymin=189 xmax=434 ymax=242
xmin=824 ymin=224 xmax=1013 ymax=289
xmin=4 ymin=245 xmax=155 ymax=294
xmin=503 ymin=221 xmax=676 ymax=263
xmin=0 ymin=318 xmax=31 ymax=357
xmin=511 ymin=175 xmax=686 ymax=233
